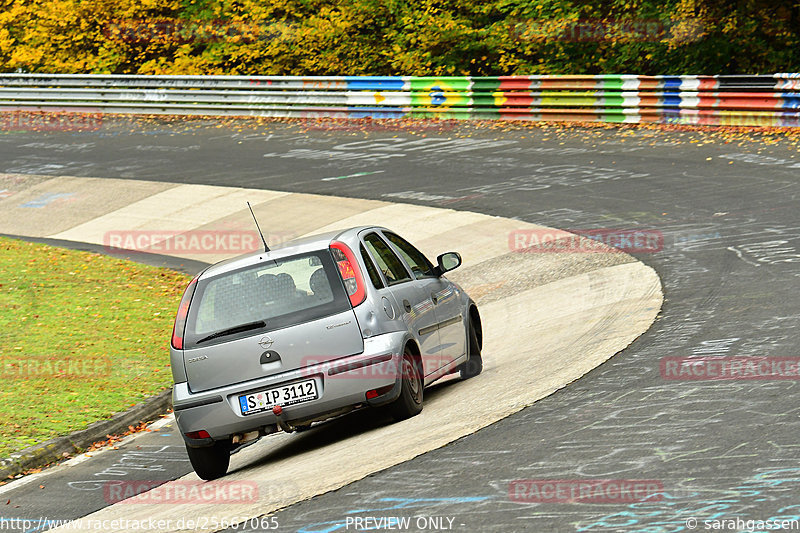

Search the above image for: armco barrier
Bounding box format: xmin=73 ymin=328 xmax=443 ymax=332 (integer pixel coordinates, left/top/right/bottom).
xmin=0 ymin=73 xmax=798 ymax=127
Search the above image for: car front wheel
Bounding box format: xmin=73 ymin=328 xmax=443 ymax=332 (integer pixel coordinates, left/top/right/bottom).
xmin=459 ymin=317 xmax=483 ymax=380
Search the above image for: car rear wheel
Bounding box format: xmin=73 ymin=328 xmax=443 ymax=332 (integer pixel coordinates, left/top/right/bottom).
xmin=388 ymin=348 xmax=423 ymax=421
xmin=459 ymin=318 xmax=483 ymax=380
xmin=186 ymin=439 xmax=231 ymax=481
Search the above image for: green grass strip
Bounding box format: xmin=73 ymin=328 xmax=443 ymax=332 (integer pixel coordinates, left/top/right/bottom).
xmin=0 ymin=236 xmax=190 ymax=457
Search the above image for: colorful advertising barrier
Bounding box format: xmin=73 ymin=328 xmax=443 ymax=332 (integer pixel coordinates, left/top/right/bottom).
xmin=0 ymin=73 xmax=798 ymax=127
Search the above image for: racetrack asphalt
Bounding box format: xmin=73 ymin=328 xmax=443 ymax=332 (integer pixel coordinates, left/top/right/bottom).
xmin=1 ymin=118 xmax=799 ymax=532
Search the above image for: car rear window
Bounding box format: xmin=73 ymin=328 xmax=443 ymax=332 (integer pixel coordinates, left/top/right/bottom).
xmin=183 ymin=250 xmax=350 ymax=348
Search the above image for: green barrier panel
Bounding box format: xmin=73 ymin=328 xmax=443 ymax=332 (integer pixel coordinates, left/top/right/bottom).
xmin=470 ymin=78 xmax=504 ymax=92
xmin=600 ymin=76 xmax=627 ymax=91
xmin=601 ymin=95 xmax=626 ymax=107
xmin=540 ymin=95 xmax=601 ymax=107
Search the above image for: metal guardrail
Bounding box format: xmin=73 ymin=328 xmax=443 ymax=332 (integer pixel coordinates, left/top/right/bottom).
xmin=1 ymin=73 xmax=798 ymax=127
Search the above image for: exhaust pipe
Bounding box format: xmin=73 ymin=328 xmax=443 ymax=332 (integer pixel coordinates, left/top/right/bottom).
xmin=231 ymin=430 xmax=260 ymax=444
xmin=272 ymin=405 xmax=294 ymax=433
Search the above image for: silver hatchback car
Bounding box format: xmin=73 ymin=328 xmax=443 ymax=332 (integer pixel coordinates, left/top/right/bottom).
xmin=170 ymin=226 xmax=483 ymax=480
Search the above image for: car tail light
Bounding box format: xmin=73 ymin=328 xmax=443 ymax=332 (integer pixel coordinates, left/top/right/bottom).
xmin=185 ymin=430 xmax=211 ymax=439
xmin=366 ymin=384 xmax=394 ymax=400
xmin=171 ymin=276 xmax=198 ymax=350
xmin=330 ymin=241 xmax=366 ymax=307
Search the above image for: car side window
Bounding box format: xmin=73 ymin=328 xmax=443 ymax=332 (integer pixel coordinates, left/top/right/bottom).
xmin=363 ymin=233 xmax=412 ymax=286
xmin=383 ymin=232 xmax=436 ymax=278
xmin=360 ymin=243 xmax=385 ymax=289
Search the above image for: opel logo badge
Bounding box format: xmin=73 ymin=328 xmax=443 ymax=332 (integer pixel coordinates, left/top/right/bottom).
xmin=258 ymin=336 xmax=274 ymax=349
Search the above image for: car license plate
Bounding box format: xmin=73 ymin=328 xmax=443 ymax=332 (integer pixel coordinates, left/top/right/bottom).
xmin=238 ymin=379 xmax=318 ymax=416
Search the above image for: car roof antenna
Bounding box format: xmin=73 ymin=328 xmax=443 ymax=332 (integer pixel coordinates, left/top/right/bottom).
xmin=247 ymin=201 xmax=270 ymax=252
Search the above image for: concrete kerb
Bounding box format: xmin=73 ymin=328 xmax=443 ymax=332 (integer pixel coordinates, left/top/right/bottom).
xmin=0 ymin=389 xmax=171 ymax=481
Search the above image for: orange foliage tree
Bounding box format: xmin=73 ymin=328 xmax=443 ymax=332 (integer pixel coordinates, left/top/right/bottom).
xmin=0 ymin=0 xmax=798 ymax=75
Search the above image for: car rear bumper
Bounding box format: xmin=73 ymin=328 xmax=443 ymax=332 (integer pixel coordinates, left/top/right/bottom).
xmin=173 ymin=331 xmax=407 ymax=444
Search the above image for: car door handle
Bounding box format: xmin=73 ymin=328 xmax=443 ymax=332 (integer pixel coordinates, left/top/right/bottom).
xmin=403 ymin=299 xmax=412 ymax=312
xmin=430 ymin=293 xmax=438 ymax=304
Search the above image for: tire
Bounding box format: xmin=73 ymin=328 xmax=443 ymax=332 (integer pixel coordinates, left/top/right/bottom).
xmin=459 ymin=318 xmax=483 ymax=380
xmin=388 ymin=347 xmax=424 ymax=421
xmin=186 ymin=439 xmax=231 ymax=481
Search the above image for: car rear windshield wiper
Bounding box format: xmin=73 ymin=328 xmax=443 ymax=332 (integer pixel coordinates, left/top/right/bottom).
xmin=196 ymin=320 xmax=266 ymax=344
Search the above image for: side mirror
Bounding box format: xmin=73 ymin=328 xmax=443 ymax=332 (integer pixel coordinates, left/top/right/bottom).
xmin=435 ymin=252 xmax=462 ymax=276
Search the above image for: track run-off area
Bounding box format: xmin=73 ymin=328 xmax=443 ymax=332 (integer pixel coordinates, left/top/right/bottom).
xmin=0 ymin=117 xmax=799 ymax=532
